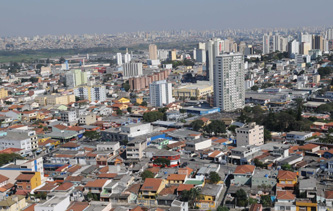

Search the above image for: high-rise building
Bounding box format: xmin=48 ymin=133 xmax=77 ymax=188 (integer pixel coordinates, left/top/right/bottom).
xmin=272 ymin=34 xmax=281 ymax=52
xmin=300 ymin=42 xmax=311 ymax=55
xmin=0 ymin=88 xmax=8 ymax=99
xmin=117 ymin=53 xmax=122 ymax=66
xmin=206 ymin=38 xmax=223 ymax=83
xmin=122 ymin=63 xmax=143 ymax=78
xmin=214 ymin=53 xmax=245 ymax=111
xmin=65 ymin=69 xmax=89 ymax=87
xmin=262 ymin=34 xmax=270 ymax=54
xmin=288 ymin=40 xmax=299 ymax=58
xmin=196 ymin=49 xmax=206 ymax=63
xmin=149 ymin=80 xmax=174 ymax=107
xmin=326 ymin=28 xmax=333 ymax=40
xmin=169 ymin=49 xmax=177 ymax=61
xmin=280 ymin=37 xmax=288 ymax=52
xmin=74 ymin=85 xmax=106 ymax=102
xmin=312 ymin=35 xmax=324 ymax=51
xmin=124 ymin=49 xmax=131 ymax=63
xmin=158 ymin=50 xmax=169 ymax=60
xmin=300 ymin=33 xmax=312 ymax=48
xmin=149 ymin=44 xmax=158 ymax=60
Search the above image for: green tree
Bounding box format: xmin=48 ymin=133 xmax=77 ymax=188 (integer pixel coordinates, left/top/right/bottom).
xmin=0 ymin=153 xmax=23 ymax=166
xmin=264 ymin=129 xmax=272 ymax=143
xmin=143 ymin=111 xmax=163 ymax=122
xmin=217 ymin=206 xmax=229 ymax=211
xmin=153 ymin=158 xmax=170 ymax=167
xmin=204 ymin=120 xmax=226 ymax=135
xmin=281 ymin=164 xmax=293 ymax=171
xmin=141 ymin=101 xmax=148 ymax=107
xmin=251 ymin=85 xmax=259 ymax=91
xmin=59 ymin=57 xmax=66 ymax=64
xmin=208 ymin=172 xmax=221 ymax=184
xmin=116 ymin=108 xmax=123 ymax=116
xmin=122 ymin=82 xmax=130 ymax=92
xmin=141 ymin=170 xmax=155 ymax=180
xmin=260 ymin=195 xmax=272 ymax=207
xmin=127 ymin=107 xmax=132 ymax=113
xmin=295 ymin=98 xmax=303 ymax=121
xmin=236 ymin=189 xmax=248 ymax=207
xmin=180 ymin=188 xmax=202 ymax=208
xmin=249 ymin=198 xmax=258 ymax=205
xmin=191 ymin=120 xmax=205 ymax=131
xmin=228 ymin=125 xmax=238 ymax=133
xmin=84 ymin=131 xmax=101 ymax=141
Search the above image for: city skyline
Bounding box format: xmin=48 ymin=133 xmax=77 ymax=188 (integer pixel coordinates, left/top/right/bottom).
xmin=1 ymin=0 xmax=333 ymax=36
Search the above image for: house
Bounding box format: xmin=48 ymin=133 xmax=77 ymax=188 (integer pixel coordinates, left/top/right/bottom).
xmin=15 ymin=171 xmax=41 ymax=191
xmin=138 ymin=178 xmax=167 ymax=205
xmin=35 ymin=195 xmax=70 ymax=211
xmin=195 ymin=184 xmax=223 ymax=210
xmin=0 ymin=174 xmax=13 ymax=200
xmin=285 ymin=131 xmax=312 ymax=143
xmin=177 ymin=184 xmax=194 ymax=196
xmin=298 ymin=144 xmax=320 ymax=153
xmin=84 ymin=179 xmax=111 ymax=200
xmin=0 ymin=195 xmax=27 ymax=211
xmin=166 ymin=174 xmax=186 ymax=184
xmin=228 ymin=145 xmax=261 ymax=165
xmin=178 ymin=167 xmax=193 ymax=177
xmin=276 ymin=170 xmax=297 ymax=190
xmin=274 ymin=191 xmax=296 ymax=211
xmin=152 ymin=150 xmax=180 ymax=167
xmin=231 ymin=165 xmax=255 ymax=186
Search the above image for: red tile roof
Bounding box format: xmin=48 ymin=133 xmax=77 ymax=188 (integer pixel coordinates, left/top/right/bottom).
xmin=277 ymin=170 xmax=297 ymax=180
xmin=276 ymin=191 xmax=295 ymax=200
xmin=141 ymin=178 xmax=163 ymax=191
xmin=234 ymin=165 xmax=255 ymax=174
xmin=85 ymin=179 xmax=108 ymax=188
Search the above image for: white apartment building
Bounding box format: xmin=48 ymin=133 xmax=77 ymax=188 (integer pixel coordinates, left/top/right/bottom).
xmin=214 ymin=53 xmax=245 ymax=111
xmin=60 ymin=109 xmax=77 ymax=123
xmin=122 ymin=62 xmax=143 ymax=78
xmin=117 ymin=53 xmax=122 ymax=66
xmin=0 ymin=131 xmax=32 ymax=155
xmin=263 ymin=34 xmax=270 ymax=54
xmin=74 ymin=85 xmax=106 ymax=102
xmin=236 ymin=122 xmax=264 ymax=147
xmin=149 ymin=80 xmax=174 ymax=107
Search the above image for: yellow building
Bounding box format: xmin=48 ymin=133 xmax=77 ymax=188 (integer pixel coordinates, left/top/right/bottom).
xmin=296 ymin=200 xmax=317 ymax=211
xmin=35 ymin=94 xmax=75 ymax=106
xmin=0 ymin=88 xmax=8 ymax=99
xmin=0 ymin=195 xmax=27 ymax=211
xmin=136 ymin=97 xmax=143 ymax=105
xmin=277 ymin=170 xmax=297 ymax=189
xmin=170 ymin=49 xmax=177 ymax=61
xmin=195 ymin=184 xmax=224 ymax=210
xmin=173 ymin=82 xmax=213 ymax=99
xmin=167 ymin=174 xmax=186 ymax=184
xmin=118 ymin=98 xmax=130 ymax=104
xmin=16 ymin=171 xmax=41 ymax=190
xmin=139 ymin=178 xmax=166 ymax=204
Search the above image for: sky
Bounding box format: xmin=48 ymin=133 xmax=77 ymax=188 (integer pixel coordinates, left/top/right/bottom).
xmin=1 ymin=0 xmax=333 ymax=36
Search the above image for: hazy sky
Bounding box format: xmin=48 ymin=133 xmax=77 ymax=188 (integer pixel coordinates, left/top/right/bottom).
xmin=1 ymin=0 xmax=332 ymax=36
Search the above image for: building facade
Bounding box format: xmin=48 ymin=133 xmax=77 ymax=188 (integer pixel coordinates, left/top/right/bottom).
xmin=149 ymin=80 xmax=174 ymax=107
xmin=236 ymin=122 xmax=264 ymax=147
xmin=213 ymin=53 xmax=245 ymax=111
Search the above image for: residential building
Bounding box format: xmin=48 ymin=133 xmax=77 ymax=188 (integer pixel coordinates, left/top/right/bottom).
xmin=74 ymin=85 xmax=106 ymax=102
xmin=15 ymin=171 xmax=41 ymax=191
xmin=0 ymin=195 xmax=27 ymax=211
xmin=195 ymin=184 xmax=223 ymax=210
xmin=79 ymin=113 xmax=96 ymax=125
xmin=169 ymin=49 xmax=177 ymax=61
xmin=149 ymin=80 xmax=174 ymax=107
xmin=60 ymin=109 xmax=78 ymax=123
xmin=312 ymin=35 xmax=324 ymax=51
xmin=277 ymin=170 xmax=297 ymax=189
xmin=288 ymin=40 xmax=299 ymax=58
xmin=149 ymin=44 xmax=158 ymax=60
xmin=122 ymin=63 xmax=143 ymax=78
xmin=214 ymin=53 xmax=245 ymax=111
xmin=65 ymin=69 xmax=90 ymax=87
xmin=231 ymin=164 xmax=255 ymax=185
xmin=0 ymin=131 xmax=32 ymax=155
xmin=35 ymin=196 xmax=70 ymax=211
xmin=206 ymin=38 xmax=223 ymax=82
xmin=117 ymin=53 xmax=122 ymax=66
xmin=128 ymin=69 xmax=170 ymax=90
xmin=138 ymin=178 xmax=167 ymax=205
xmin=236 ymin=122 xmax=264 ymax=147
xmin=263 ymin=34 xmax=270 ymax=54
xmin=35 ymin=94 xmax=75 ymax=106
xmin=126 ymin=138 xmax=147 ymax=160
xmin=0 ymin=88 xmax=8 ymax=99
xmin=274 ymin=191 xmax=296 ymax=211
